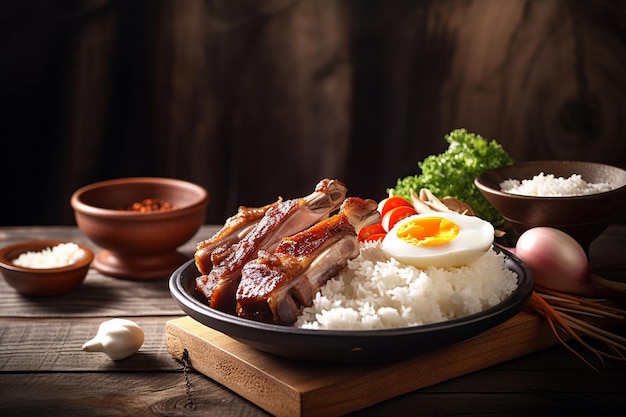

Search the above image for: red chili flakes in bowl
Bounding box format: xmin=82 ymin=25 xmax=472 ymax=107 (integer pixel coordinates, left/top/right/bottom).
xmin=120 ymin=199 xmax=176 ymax=212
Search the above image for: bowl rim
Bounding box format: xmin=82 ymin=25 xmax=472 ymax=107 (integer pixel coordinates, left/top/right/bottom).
xmin=0 ymin=239 xmax=95 ymax=273
xmin=70 ymin=177 xmax=209 ymax=218
xmin=475 ymin=160 xmax=626 ymax=200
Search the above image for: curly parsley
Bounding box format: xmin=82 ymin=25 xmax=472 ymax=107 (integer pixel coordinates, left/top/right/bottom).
xmin=389 ymin=129 xmax=514 ymax=227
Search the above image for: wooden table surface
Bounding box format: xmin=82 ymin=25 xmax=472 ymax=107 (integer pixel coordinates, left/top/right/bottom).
xmin=1 ymin=225 xmax=625 ymax=416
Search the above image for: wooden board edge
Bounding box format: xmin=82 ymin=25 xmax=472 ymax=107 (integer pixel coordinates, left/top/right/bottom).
xmin=166 ymin=317 xmax=303 ymax=417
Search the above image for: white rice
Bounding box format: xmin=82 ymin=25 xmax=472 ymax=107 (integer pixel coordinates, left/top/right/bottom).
xmin=295 ymin=243 xmax=518 ymax=330
xmin=499 ymin=172 xmax=613 ymax=196
xmin=12 ymin=243 xmax=86 ymax=269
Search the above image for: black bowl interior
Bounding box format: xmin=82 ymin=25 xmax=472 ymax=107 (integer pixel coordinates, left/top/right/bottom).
xmin=169 ymin=247 xmax=534 ymax=364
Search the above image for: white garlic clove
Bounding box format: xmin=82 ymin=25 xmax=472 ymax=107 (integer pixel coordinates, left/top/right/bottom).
xmin=82 ymin=318 xmax=145 ymax=360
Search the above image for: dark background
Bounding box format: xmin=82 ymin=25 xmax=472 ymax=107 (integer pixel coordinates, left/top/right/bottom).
xmin=2 ymin=0 xmax=625 ymax=227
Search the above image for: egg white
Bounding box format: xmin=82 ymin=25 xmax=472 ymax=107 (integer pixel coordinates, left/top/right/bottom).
xmin=381 ymin=212 xmax=494 ymax=268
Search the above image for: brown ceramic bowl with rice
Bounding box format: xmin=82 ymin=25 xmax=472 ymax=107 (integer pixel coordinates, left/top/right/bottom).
xmin=0 ymin=240 xmax=94 ymax=296
xmin=474 ymin=160 xmax=626 ymax=251
xmin=70 ymin=177 xmax=208 ymax=280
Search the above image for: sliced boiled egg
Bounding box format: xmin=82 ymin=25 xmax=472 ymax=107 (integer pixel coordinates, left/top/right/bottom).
xmin=381 ymin=212 xmax=494 ymax=268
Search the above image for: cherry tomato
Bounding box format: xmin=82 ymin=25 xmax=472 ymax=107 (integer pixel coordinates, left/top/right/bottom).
xmin=378 ymin=196 xmax=413 ymax=219
xmin=358 ymin=223 xmax=386 ymax=242
xmin=363 ymin=233 xmax=387 ymax=243
xmin=381 ymin=206 xmax=417 ymax=232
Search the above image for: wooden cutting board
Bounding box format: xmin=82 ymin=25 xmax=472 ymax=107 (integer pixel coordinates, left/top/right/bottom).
xmin=166 ymin=311 xmax=558 ymax=417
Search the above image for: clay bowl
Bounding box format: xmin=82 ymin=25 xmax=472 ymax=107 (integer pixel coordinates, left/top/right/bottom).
xmin=475 ymin=160 xmax=626 ymax=251
xmin=71 ymin=177 xmax=209 ymax=279
xmin=0 ymin=240 xmax=94 ymax=296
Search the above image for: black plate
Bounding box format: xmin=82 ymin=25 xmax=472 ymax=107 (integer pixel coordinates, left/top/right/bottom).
xmin=169 ymin=247 xmax=534 ymax=363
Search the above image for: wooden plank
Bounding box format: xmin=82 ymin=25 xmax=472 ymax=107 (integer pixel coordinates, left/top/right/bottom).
xmin=0 ymin=318 xmax=182 ymax=372
xmin=0 ymin=226 xmax=218 ymax=318
xmin=0 ymin=372 xmax=269 ymax=417
xmin=166 ymin=311 xmax=559 ymax=417
xmin=0 ymin=270 xmax=185 ymax=317
xmin=3 ymin=370 xmax=624 ymax=417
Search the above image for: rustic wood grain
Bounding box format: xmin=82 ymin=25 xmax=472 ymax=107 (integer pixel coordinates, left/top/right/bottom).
xmin=2 ymin=354 xmax=624 ymax=417
xmin=0 ymin=373 xmax=271 ymax=417
xmin=3 ymin=1 xmax=625 ymax=227
xmin=0 ymin=272 xmax=181 ymax=317
xmin=0 ymin=318 xmax=181 ymax=372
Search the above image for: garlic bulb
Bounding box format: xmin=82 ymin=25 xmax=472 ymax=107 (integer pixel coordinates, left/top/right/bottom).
xmin=82 ymin=318 xmax=145 ymax=360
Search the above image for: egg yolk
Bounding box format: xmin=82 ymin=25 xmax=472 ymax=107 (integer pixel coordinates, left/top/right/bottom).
xmin=396 ymin=216 xmax=460 ymax=247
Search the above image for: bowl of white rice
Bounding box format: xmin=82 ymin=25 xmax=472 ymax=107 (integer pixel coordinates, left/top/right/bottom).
xmin=0 ymin=240 xmax=94 ymax=296
xmin=169 ymin=245 xmax=533 ymax=363
xmin=475 ymin=160 xmax=626 ymax=250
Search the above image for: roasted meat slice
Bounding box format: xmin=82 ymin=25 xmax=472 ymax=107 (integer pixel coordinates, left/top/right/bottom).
xmin=195 ymin=179 xmax=348 ymax=313
xmin=194 ymin=199 xmax=282 ymax=274
xmin=236 ymin=197 xmax=380 ymax=324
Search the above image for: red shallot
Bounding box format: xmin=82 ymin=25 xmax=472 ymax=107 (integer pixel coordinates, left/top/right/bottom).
xmin=514 ymin=227 xmax=591 ymax=296
xmin=506 ymin=226 xmax=626 ymax=368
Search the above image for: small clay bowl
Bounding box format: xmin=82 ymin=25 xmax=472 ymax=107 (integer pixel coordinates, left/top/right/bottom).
xmin=70 ymin=177 xmax=209 ymax=280
xmin=0 ymin=240 xmax=94 ymax=296
xmin=475 ymin=160 xmax=626 ymax=251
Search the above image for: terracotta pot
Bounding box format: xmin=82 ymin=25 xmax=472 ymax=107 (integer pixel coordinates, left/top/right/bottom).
xmin=71 ymin=177 xmax=209 ymax=279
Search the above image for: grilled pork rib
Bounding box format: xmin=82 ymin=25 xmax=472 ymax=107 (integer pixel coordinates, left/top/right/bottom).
xmin=194 ymin=199 xmax=282 ymax=274
xmin=236 ymin=197 xmax=380 ymax=324
xmin=195 ymin=179 xmax=348 ymax=313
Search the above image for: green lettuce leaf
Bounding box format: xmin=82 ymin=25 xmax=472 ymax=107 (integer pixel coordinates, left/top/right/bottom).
xmin=388 ymin=129 xmax=514 ymax=227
